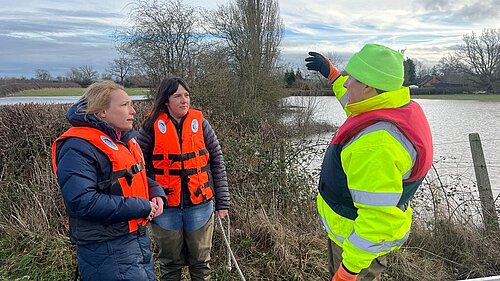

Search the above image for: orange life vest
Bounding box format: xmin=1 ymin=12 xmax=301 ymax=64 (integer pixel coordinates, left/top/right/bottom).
xmin=51 ymin=127 xmax=149 ymax=233
xmin=151 ymin=109 xmax=213 ymax=207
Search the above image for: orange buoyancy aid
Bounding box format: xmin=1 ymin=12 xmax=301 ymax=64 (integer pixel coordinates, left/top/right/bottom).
xmin=51 ymin=127 xmax=149 ymax=233
xmin=332 ymin=100 xmax=433 ymax=181
xmin=151 ymin=109 xmax=213 ymax=207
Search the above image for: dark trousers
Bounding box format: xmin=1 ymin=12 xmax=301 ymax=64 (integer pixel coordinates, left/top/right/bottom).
xmin=76 ymin=231 xmax=156 ymax=281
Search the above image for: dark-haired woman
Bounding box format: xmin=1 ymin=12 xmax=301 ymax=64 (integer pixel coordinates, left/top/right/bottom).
xmin=137 ymin=77 xmax=230 ymax=281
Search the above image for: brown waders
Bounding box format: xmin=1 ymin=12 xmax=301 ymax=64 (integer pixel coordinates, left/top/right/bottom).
xmin=151 ymin=214 xmax=214 ymax=281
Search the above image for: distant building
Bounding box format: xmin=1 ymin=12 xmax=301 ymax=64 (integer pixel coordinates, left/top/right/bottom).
xmin=417 ymin=74 xmax=467 ymax=88
xmin=417 ymin=74 xmax=441 ymax=88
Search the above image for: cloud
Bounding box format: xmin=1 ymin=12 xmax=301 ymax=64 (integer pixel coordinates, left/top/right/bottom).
xmin=1 ymin=0 xmax=499 ymax=77
xmin=453 ymin=1 xmax=499 ymax=22
xmin=414 ymin=0 xmax=499 ymax=23
xmin=0 ymin=5 xmax=126 ymax=77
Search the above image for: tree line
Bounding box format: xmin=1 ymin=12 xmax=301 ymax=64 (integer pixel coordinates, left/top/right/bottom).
xmin=12 ymin=1 xmax=500 ymax=96
xmin=285 ymin=29 xmax=500 ymax=94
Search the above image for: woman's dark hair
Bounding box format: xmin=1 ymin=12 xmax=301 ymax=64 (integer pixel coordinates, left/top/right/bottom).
xmin=142 ymin=77 xmax=191 ymax=132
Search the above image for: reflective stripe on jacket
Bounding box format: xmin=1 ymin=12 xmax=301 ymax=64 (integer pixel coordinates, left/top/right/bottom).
xmin=151 ymin=109 xmax=214 ymax=207
xmin=52 ymin=126 xmax=150 ymax=233
xmin=317 ymin=76 xmax=433 ymax=273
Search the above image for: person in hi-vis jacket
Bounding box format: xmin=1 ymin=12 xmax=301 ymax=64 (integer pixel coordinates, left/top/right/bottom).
xmin=306 ymin=44 xmax=433 ymax=281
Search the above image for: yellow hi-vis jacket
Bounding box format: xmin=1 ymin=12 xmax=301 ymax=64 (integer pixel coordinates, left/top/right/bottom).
xmin=317 ymin=75 xmax=433 ymax=273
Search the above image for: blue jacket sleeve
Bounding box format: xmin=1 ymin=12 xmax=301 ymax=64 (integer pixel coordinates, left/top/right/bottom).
xmin=56 ymin=138 xmax=151 ymax=223
xmin=136 ymin=128 xmax=154 ymax=165
xmin=148 ymin=177 xmax=165 ymax=200
xmin=136 ymin=129 xmax=166 ymax=202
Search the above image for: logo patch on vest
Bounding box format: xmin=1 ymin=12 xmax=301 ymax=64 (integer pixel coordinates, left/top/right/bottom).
xmin=191 ymin=119 xmax=199 ymax=133
xmin=100 ymin=135 xmax=118 ymax=150
xmin=158 ymin=120 xmax=167 ymax=134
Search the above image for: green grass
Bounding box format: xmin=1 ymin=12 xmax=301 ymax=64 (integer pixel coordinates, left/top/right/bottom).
xmin=12 ymin=88 xmax=500 ymax=102
xmin=412 ymin=94 xmax=500 ymax=102
xmin=14 ymin=88 xmax=150 ymax=96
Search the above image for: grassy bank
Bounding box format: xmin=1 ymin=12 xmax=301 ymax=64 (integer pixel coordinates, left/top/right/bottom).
xmin=11 ymin=87 xmax=149 ymax=96
xmin=8 ymin=88 xmax=500 ymax=102
xmin=0 ymin=102 xmax=499 ymax=280
xmin=288 ymin=89 xmax=500 ymax=101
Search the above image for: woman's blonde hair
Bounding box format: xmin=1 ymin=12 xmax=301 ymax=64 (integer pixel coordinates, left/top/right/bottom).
xmin=83 ymin=80 xmax=125 ymax=115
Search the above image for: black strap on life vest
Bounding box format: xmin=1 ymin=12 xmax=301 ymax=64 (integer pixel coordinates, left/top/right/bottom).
xmin=151 ymin=148 xmax=208 ymax=163
xmin=168 ymin=164 xmax=210 ymax=176
xmin=97 ymin=162 xmax=145 ymax=193
xmin=111 ymin=162 xmax=144 ymax=185
xmin=151 ymin=154 xmax=164 ymax=161
xmin=194 ymin=182 xmax=213 ymax=203
xmin=167 ymin=148 xmax=209 ymax=164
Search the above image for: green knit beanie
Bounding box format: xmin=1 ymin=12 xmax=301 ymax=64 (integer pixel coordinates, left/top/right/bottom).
xmin=345 ymin=44 xmax=404 ymax=91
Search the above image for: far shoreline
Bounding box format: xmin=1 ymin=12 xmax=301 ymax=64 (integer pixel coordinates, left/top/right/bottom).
xmin=7 ymin=88 xmax=500 ymax=102
xmin=7 ymin=87 xmax=149 ymax=97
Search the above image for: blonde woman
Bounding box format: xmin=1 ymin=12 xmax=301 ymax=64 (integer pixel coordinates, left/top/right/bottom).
xmin=52 ymin=80 xmax=165 ymax=280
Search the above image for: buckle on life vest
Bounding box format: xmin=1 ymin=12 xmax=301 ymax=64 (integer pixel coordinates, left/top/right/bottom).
xmin=164 ymin=187 xmax=175 ymax=195
xmin=168 ymin=152 xmax=197 ymax=163
xmin=111 ymin=162 xmax=144 ymax=186
xmin=130 ymin=162 xmax=144 ymax=174
xmin=194 ymin=187 xmax=208 ymax=203
xmin=194 ymin=187 xmax=202 ymax=197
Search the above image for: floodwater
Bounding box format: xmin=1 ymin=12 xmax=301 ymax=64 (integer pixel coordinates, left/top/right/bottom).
xmin=285 ymin=96 xmax=500 ymax=199
xmin=0 ymin=95 xmax=148 ymax=105
xmin=2 ymin=94 xmax=499 ymax=200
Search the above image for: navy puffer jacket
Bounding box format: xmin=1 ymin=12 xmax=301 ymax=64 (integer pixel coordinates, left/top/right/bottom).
xmin=53 ymin=98 xmax=165 ymax=245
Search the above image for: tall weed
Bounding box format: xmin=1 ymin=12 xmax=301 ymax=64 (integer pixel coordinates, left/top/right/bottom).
xmin=0 ymin=101 xmax=499 ymax=280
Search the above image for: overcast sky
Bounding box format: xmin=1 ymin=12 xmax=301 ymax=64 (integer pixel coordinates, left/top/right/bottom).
xmin=1 ymin=0 xmax=498 ymax=78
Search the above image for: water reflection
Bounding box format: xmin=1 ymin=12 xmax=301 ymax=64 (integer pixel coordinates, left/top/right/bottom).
xmin=284 ymin=96 xmax=500 ymax=199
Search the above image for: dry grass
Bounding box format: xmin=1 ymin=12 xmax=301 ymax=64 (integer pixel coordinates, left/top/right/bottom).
xmin=0 ymin=102 xmax=499 ymax=280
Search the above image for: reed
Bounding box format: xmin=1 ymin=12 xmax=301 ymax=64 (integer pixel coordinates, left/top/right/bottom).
xmin=0 ymin=102 xmax=498 ymax=280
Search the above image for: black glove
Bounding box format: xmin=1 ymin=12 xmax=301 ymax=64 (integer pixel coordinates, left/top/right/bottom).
xmin=305 ymin=51 xmax=340 ymax=82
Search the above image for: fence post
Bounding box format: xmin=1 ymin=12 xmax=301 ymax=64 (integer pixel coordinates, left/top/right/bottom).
xmin=469 ymin=133 xmax=499 ymax=234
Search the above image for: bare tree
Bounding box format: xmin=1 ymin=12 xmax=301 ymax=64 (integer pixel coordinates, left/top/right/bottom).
xmin=453 ymin=28 xmax=500 ymax=93
xmin=206 ymin=0 xmax=283 ymax=100
xmin=325 ymin=51 xmax=346 ymax=71
xmin=79 ymin=65 xmax=99 ymax=87
xmin=66 ymin=67 xmax=83 ymax=84
xmin=116 ymin=0 xmax=201 ymax=88
xmin=414 ymin=59 xmax=434 ymax=80
xmin=107 ymin=57 xmax=134 ymax=85
xmin=436 ymin=54 xmax=471 ymax=85
xmin=66 ymin=66 xmax=98 ymax=87
xmin=35 ymin=69 xmax=51 ymax=81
